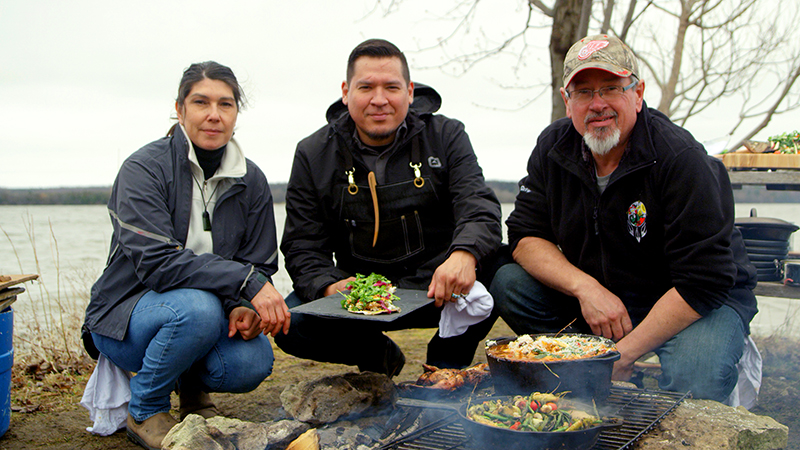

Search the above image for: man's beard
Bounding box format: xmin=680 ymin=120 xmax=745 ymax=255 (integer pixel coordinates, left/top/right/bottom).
xmin=365 ymin=129 xmax=396 ymax=143
xmin=583 ymin=127 xmax=620 ymax=156
xmin=583 ymin=111 xmax=621 ymax=158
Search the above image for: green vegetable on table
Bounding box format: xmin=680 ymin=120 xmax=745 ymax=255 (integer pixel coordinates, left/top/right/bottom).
xmin=768 ymin=130 xmax=800 ymax=154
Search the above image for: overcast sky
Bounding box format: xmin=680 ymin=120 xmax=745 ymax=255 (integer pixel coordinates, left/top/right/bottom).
xmin=1 ymin=1 xmax=794 ymax=189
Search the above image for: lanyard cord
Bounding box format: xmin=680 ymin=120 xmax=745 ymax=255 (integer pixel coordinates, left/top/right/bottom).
xmin=192 ymin=175 xmax=220 ymax=231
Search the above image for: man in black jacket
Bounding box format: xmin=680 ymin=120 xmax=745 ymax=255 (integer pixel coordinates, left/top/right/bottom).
xmin=490 ymin=34 xmax=758 ymax=401
xmin=275 ymin=39 xmax=503 ymax=376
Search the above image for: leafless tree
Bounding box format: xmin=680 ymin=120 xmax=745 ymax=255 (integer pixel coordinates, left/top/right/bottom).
xmin=373 ymin=0 xmax=800 ymax=149
xmin=636 ymin=0 xmax=800 ymax=151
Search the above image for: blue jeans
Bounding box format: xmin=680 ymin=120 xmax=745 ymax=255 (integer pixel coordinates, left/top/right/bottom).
xmin=92 ymin=289 xmax=274 ymax=421
xmin=490 ymin=263 xmax=745 ymax=402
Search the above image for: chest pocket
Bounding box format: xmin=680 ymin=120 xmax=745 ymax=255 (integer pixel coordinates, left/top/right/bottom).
xmin=339 ymin=178 xmax=440 ymax=264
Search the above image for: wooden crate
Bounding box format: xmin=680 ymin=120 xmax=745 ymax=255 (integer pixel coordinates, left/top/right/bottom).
xmin=721 ymin=153 xmax=800 ymax=169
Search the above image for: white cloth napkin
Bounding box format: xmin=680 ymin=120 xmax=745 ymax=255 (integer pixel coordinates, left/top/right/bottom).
xmin=438 ymin=280 xmax=494 ymax=338
xmin=724 ymin=334 xmax=762 ymax=410
xmin=79 ymin=354 xmax=132 ymax=436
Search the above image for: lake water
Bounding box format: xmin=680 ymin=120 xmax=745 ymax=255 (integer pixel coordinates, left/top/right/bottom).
xmin=1 ymin=202 xmax=798 ymax=337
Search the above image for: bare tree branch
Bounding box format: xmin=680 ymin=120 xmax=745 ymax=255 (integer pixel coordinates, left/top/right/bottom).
xmin=600 ymin=0 xmax=615 ymax=34
xmin=378 ymin=0 xmax=800 ymax=146
xmin=731 ymin=60 xmax=800 ymax=150
xmin=530 ymin=0 xmax=555 ymax=17
xmin=578 ymin=0 xmax=593 ymax=39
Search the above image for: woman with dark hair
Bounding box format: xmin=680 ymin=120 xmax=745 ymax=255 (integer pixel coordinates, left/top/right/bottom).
xmin=82 ymin=61 xmax=289 ymax=449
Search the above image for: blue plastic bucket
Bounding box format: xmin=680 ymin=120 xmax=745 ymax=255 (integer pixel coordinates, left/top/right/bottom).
xmin=0 ymin=307 xmax=13 ymax=438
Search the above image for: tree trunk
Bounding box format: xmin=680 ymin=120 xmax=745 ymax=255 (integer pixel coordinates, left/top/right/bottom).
xmin=657 ymin=0 xmax=692 ymax=115
xmin=578 ymin=0 xmax=593 ymax=38
xmin=549 ymin=0 xmax=587 ymax=121
xmin=600 ymin=0 xmax=615 ymax=34
xmin=618 ymin=0 xmax=638 ymax=42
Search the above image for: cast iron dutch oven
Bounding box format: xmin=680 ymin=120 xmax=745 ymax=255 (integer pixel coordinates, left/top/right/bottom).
xmin=735 ymin=208 xmax=799 ymax=241
xmin=486 ymin=334 xmax=620 ymax=401
xmin=457 ymin=395 xmax=622 ymax=450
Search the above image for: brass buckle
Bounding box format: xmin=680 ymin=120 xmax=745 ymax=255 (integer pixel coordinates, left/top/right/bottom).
xmin=410 ymin=162 xmax=424 ymax=188
xmin=346 ymin=168 xmax=358 ymax=195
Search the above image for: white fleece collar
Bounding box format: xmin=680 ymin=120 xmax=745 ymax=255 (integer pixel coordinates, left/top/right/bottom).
xmin=182 ymin=124 xmax=248 ymax=180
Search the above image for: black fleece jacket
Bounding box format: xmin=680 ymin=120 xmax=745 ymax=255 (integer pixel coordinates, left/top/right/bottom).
xmin=507 ymin=104 xmax=757 ymax=330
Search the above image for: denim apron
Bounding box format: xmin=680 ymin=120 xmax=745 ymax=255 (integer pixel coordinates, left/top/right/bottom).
xmin=334 ymin=137 xmax=454 ymax=289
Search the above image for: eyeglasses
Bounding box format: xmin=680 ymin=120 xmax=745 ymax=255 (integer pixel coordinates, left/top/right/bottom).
xmin=566 ymin=79 xmax=638 ymax=104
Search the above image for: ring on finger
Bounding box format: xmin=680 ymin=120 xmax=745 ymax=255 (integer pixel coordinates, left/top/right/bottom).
xmin=450 ymin=293 xmax=466 ymax=299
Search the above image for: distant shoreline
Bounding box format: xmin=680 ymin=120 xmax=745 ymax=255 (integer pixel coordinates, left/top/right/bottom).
xmin=0 ymin=182 xmax=796 ymax=205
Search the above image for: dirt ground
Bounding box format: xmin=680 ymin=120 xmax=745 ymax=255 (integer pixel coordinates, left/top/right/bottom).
xmin=0 ymin=320 xmax=796 ymax=450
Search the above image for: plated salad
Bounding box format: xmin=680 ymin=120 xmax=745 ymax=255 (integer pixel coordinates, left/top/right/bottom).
xmin=340 ymin=273 xmax=401 ymax=315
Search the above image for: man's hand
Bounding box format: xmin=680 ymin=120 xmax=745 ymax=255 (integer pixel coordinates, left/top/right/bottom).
xmin=251 ymin=281 xmax=290 ymax=337
xmin=228 ymin=306 xmax=262 ymax=340
xmin=323 ymin=277 xmax=356 ymax=298
xmin=427 ymin=250 xmax=477 ymax=307
xmin=611 ymin=355 xmax=636 ymax=381
xmin=574 ymin=282 xmax=633 ymax=341
xmin=612 ymin=287 xmax=701 ymax=382
xmin=514 ymin=237 xmax=632 ymax=341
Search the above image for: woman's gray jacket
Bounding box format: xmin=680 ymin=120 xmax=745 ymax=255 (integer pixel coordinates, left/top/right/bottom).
xmin=84 ymin=126 xmax=278 ymax=341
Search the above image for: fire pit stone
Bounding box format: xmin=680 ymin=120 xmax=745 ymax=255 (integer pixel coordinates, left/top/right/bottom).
xmin=162 ymin=414 xmax=310 ymax=450
xmin=280 ymin=372 xmax=397 ymax=425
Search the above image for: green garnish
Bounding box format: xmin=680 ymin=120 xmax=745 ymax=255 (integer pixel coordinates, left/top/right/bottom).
xmin=339 ymin=273 xmax=400 ymax=314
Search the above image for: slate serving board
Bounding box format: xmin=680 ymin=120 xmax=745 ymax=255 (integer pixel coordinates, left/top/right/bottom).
xmin=289 ymin=288 xmax=432 ymax=322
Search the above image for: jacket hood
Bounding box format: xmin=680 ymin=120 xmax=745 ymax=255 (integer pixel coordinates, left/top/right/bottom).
xmin=324 ymin=82 xmax=442 ymax=123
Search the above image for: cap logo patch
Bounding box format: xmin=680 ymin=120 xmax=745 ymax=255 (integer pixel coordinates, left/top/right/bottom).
xmin=578 ymin=40 xmax=609 ymax=60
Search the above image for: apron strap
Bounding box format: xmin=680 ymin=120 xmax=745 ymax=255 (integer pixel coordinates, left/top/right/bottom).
xmin=410 ymin=136 xmax=425 ymax=188
xmin=341 ymin=133 xmax=425 ymax=192
xmin=341 ymin=136 xmax=358 ymax=195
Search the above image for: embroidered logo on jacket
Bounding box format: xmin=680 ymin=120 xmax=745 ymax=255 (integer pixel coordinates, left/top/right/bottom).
xmin=427 ymin=156 xmax=442 ymax=168
xmin=627 ymin=201 xmax=647 ymax=243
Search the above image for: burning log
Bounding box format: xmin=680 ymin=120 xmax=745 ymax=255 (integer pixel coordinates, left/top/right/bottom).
xmin=286 ymin=429 xmax=319 ymax=450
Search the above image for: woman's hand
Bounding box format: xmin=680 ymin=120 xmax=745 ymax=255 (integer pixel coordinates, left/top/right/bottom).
xmin=228 ymin=306 xmax=263 ymax=340
xmin=251 ymin=281 xmax=291 ymax=336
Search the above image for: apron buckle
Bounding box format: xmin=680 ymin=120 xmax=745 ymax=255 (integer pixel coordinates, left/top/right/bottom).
xmin=346 ymin=168 xmax=358 ymax=195
xmin=410 ymin=162 xmax=424 ymax=188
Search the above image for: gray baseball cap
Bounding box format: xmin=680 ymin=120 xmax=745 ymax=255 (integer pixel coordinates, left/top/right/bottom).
xmin=563 ymin=34 xmax=639 ymax=87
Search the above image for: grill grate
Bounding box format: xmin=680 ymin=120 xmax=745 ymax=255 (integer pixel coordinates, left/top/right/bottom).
xmin=380 ymin=386 xmax=689 ymax=450
xmin=594 ymin=387 xmax=689 ymax=449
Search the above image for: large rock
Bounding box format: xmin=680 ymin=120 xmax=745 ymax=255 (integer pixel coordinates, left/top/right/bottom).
xmin=636 ymin=399 xmax=788 ymax=450
xmin=162 ymin=415 xmax=310 ymax=450
xmin=161 ymin=415 xmax=231 ymax=450
xmin=280 ymin=372 xmax=397 ymax=425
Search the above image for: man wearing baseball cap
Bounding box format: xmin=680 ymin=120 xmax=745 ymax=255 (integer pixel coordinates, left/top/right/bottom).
xmin=490 ymin=35 xmax=758 ymax=402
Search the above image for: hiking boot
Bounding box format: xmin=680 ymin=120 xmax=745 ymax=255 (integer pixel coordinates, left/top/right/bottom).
xmin=126 ymin=412 xmax=178 ymax=450
xmin=358 ymin=338 xmax=405 ymax=378
xmin=386 ymin=339 xmax=406 ymax=378
xmin=179 ymin=390 xmax=219 ymax=420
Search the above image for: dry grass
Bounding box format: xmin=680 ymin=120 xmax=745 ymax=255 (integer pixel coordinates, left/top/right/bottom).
xmin=2 ymin=216 xmax=95 ymax=416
